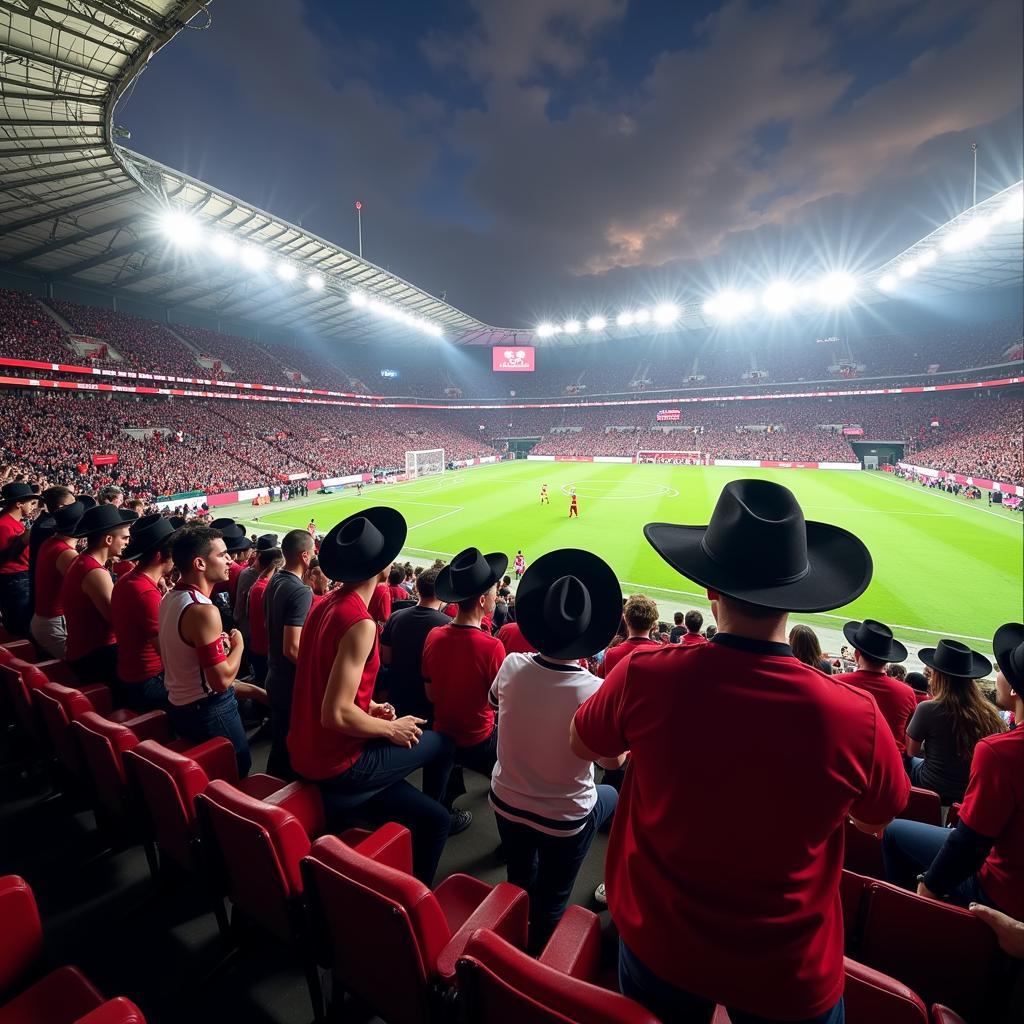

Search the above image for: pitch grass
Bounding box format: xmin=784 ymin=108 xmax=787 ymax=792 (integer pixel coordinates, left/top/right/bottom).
xmin=238 ymin=461 xmax=1023 ymax=651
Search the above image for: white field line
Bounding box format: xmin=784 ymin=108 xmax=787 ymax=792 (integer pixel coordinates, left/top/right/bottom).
xmin=874 ymin=474 xmax=1024 ymax=522
xmin=240 ymin=503 xmax=464 ymax=536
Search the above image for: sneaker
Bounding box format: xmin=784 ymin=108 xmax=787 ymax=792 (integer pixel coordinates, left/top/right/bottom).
xmin=448 ymin=809 xmax=473 ymax=836
xmin=594 ymin=882 xmax=607 ymax=905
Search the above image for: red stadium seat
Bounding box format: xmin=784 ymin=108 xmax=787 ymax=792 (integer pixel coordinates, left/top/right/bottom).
xmin=840 ymin=869 xmax=874 ymax=952
xmin=901 ymin=787 xmax=944 ymax=827
xmin=930 ymin=1007 xmax=967 ymax=1024
xmin=843 ymin=957 xmax=929 ymax=1023
xmin=302 ymin=825 xmax=529 ymax=1024
xmin=73 ymin=999 xmax=147 ymax=1024
xmin=843 ymin=818 xmax=885 ymax=879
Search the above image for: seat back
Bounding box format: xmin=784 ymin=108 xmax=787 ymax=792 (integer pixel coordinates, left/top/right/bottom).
xmin=458 ymin=928 xmax=659 ymax=1024
xmin=196 ymin=779 xmax=310 ymax=942
xmin=860 ymin=881 xmax=1001 ymax=1021
xmin=75 ymin=997 xmax=148 ymax=1024
xmin=72 ymin=711 xmax=139 ymax=818
xmin=0 ymin=875 xmax=43 ymax=998
xmin=840 ymin=869 xmax=873 ymax=953
xmin=126 ymin=740 xmax=213 ymax=871
xmin=843 ymin=957 xmax=928 ymax=1023
xmin=901 ymin=786 xmax=943 ymax=826
xmin=843 ymin=818 xmax=885 ymax=879
xmin=0 ymin=658 xmax=44 ymax=740
xmin=33 ymin=680 xmax=95 ymax=775
xmin=303 ymin=833 xmax=451 ymax=1024
xmin=0 ymin=640 xmax=39 ymax=664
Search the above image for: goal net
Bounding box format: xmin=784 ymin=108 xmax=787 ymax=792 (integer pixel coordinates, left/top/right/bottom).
xmin=405 ymin=448 xmax=445 ymax=479
xmin=635 ymin=450 xmax=704 ymax=465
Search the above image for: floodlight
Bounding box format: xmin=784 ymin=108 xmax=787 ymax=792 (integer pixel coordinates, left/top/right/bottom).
xmin=586 ymin=315 xmax=607 ymax=331
xmin=276 ymin=262 xmax=297 ymax=282
xmin=761 ymin=281 xmax=798 ymax=314
xmin=563 ymin=319 xmax=581 ymax=334
xmin=350 ymin=291 xmax=367 ymax=306
xmin=209 ymin=233 xmax=235 ymax=259
xmin=816 ymin=271 xmax=857 ymax=306
xmin=160 ymin=210 xmax=201 ymax=248
xmin=536 ymin=322 xmax=556 ymax=338
xmin=240 ymin=246 xmax=267 ymax=271
xmin=306 ymin=273 xmax=324 ymax=291
xmin=1000 ymin=191 xmax=1023 ymax=223
xmin=616 ymin=311 xmax=634 ymax=327
xmin=897 ymin=259 xmax=919 ymax=279
xmin=426 ymin=323 xmax=443 ymax=337
xmin=633 ymin=308 xmax=650 ymax=325
xmin=877 ymin=274 xmax=898 ymax=292
xmin=652 ymin=303 xmax=679 ymax=325
xmin=942 ymin=216 xmax=992 ymax=252
xmin=703 ymin=289 xmax=754 ymax=321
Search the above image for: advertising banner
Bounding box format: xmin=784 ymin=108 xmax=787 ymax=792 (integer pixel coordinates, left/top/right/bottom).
xmin=656 ymin=409 xmax=681 ymax=422
xmin=492 ymin=346 xmax=536 ymax=372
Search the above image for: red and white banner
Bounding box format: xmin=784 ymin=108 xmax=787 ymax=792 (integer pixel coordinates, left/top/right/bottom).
xmin=897 ymin=463 xmax=1024 ymax=496
xmin=656 ymin=409 xmax=681 ymax=422
xmin=842 ymin=426 xmax=864 ymax=436
xmin=91 ymin=453 xmax=118 ymax=466
xmin=491 ymin=346 xmax=536 ymax=372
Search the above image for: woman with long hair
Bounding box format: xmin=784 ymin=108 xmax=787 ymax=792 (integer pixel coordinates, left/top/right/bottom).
xmin=906 ymin=639 xmax=1005 ymax=804
xmin=788 ymin=623 xmax=832 ymax=674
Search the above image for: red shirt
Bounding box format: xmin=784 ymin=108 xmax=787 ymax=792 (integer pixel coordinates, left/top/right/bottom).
xmin=573 ymin=634 xmax=908 ymax=1019
xmin=61 ymin=553 xmax=116 ymax=661
xmin=388 ymin=584 xmax=409 ymax=603
xmin=422 ymin=624 xmax=505 ymax=747
xmin=0 ymin=512 xmax=29 ymax=574
xmin=598 ymin=636 xmax=660 ymax=678
xmin=833 ymin=670 xmax=918 ymax=753
xmin=289 ymin=588 xmax=379 ymax=780
xmin=111 ymin=559 xmax=136 ymax=580
xmin=959 ymin=726 xmax=1024 ymax=919
xmin=247 ymin=577 xmax=271 ymax=656
xmin=497 ymin=621 xmax=534 ymax=655
xmin=681 ymin=631 xmax=708 ymax=646
xmin=368 ymin=582 xmax=391 ymax=626
xmin=34 ymin=535 xmax=73 ymax=617
xmin=212 ymin=559 xmax=243 ymax=604
xmin=111 ymin=569 xmax=163 ymax=683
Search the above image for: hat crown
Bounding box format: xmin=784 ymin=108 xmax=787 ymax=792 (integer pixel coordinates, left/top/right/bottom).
xmin=337 ymin=516 xmax=384 ymax=560
xmin=933 ymin=639 xmax=973 ymax=675
xmin=448 ymin=547 xmax=493 ymax=596
xmin=701 ymin=480 xmax=809 ymax=587
xmin=542 ymin=575 xmax=592 ymax=641
xmin=53 ymin=501 xmax=85 ymax=532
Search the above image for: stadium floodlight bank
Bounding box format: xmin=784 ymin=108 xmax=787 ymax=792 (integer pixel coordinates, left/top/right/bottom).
xmin=636 ymin=450 xmax=705 ymax=465
xmin=406 ymin=448 xmax=445 ymax=479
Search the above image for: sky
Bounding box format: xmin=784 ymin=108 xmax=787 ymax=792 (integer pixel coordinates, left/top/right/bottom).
xmin=119 ymin=0 xmax=1023 ymax=328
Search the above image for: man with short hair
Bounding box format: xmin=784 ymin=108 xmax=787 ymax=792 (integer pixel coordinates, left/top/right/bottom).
xmin=264 ymin=529 xmax=315 ymax=778
xmin=668 ymin=611 xmax=686 ymax=644
xmin=97 ymin=484 xmax=124 ymax=507
xmin=598 ymin=593 xmax=660 ymax=678
xmin=572 ymin=479 xmax=909 ymax=1023
xmin=681 ymin=609 xmax=707 ymax=646
xmin=833 ymin=619 xmax=917 ymax=752
xmin=0 ymin=481 xmax=40 ymax=636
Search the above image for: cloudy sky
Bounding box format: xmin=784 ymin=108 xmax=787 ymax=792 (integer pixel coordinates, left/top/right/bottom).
xmin=122 ymin=0 xmax=1023 ymax=327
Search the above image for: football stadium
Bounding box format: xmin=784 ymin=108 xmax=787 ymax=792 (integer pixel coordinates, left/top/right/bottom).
xmin=0 ymin=3 xmax=1022 ymax=1024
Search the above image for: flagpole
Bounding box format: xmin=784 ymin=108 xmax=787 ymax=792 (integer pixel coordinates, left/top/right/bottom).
xmin=971 ymin=143 xmax=977 ymax=209
xmin=355 ymin=200 xmax=363 ymax=258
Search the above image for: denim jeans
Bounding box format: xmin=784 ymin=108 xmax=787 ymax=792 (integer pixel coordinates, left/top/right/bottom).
xmin=0 ymin=572 xmax=32 ymax=638
xmin=496 ymin=784 xmax=617 ymax=953
xmin=907 ymin=756 xmax=926 ymax=786
xmin=882 ymin=819 xmax=990 ymax=906
xmin=265 ymin=669 xmax=295 ymax=780
xmin=114 ymin=673 xmax=170 ymax=714
xmin=320 ymin=730 xmax=455 ymax=885
xmin=167 ymin=689 xmax=251 ymax=777
xmin=618 ymin=941 xmax=845 ymax=1024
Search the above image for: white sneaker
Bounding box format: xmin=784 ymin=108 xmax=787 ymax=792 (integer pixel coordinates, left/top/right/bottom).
xmin=594 ymin=882 xmax=607 ymax=905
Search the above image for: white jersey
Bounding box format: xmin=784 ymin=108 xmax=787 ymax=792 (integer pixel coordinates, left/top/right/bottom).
xmin=158 ymin=585 xmax=217 ymax=707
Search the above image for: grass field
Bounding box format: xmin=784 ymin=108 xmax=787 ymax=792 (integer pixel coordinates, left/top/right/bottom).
xmin=236 ymin=461 xmax=1023 ymax=651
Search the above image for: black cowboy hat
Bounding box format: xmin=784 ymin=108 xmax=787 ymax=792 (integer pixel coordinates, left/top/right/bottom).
xmin=993 ymin=622 xmax=1024 ymax=689
xmin=644 ymin=479 xmax=872 ymax=613
xmin=435 ymin=547 xmax=508 ymax=605
xmin=842 ymin=619 xmax=908 ymax=664
xmin=256 ymin=533 xmax=279 ymax=551
xmin=75 ymin=494 xmax=97 ymax=510
xmin=318 ymin=506 xmax=407 ymax=583
xmin=51 ymin=501 xmax=86 ymax=535
xmin=70 ymin=503 xmax=137 ymax=538
xmin=516 ymin=548 xmax=622 ymax=660
xmin=1 ymin=482 xmax=40 ymax=503
xmin=218 ymin=523 xmax=254 ymax=554
xmin=210 ymin=517 xmax=236 ymax=530
xmin=122 ymin=513 xmax=182 ymax=561
xmin=918 ymin=639 xmax=992 ymax=680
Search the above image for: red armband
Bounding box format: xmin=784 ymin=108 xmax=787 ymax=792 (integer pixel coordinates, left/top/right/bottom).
xmin=197 ymin=638 xmax=227 ymax=669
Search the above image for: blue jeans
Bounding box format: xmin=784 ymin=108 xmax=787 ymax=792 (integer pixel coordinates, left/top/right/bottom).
xmin=882 ymin=819 xmax=989 ymax=906
xmin=496 ymin=784 xmax=617 ymax=953
xmin=167 ymin=690 xmax=251 ymax=777
xmin=320 ymin=730 xmax=455 ymax=886
xmin=618 ymin=941 xmax=845 ymax=1024
xmin=907 ymin=756 xmax=926 ymax=786
xmin=114 ymin=674 xmax=169 ymax=714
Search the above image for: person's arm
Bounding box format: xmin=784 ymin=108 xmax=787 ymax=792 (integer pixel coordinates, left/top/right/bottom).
xmin=570 ymin=661 xmax=631 ymax=762
xmin=180 ymin=603 xmax=242 ymax=693
xmin=917 ymin=820 xmax=995 ymax=899
xmin=0 ymin=525 xmax=29 ymax=559
xmin=320 ymin=618 xmax=423 ymax=746
xmin=379 ymin=614 xmax=395 ymax=666
xmin=282 ymin=625 xmax=303 ymax=664
xmin=55 ymin=547 xmax=77 ymax=575
xmin=81 ymin=566 xmax=115 ymax=623
xmin=380 ymin=643 xmax=393 ymax=666
xmin=904 ymin=700 xmax=927 ymax=758
xmin=905 ymin=736 xmax=924 ymax=757
xmin=849 ymin=698 xmax=912 ymax=833
xmin=970 ymin=904 xmax=1024 ymax=959
xmin=280 ymin=584 xmax=312 ymax=665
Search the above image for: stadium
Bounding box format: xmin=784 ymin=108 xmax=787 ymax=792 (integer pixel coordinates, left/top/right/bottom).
xmin=0 ymin=3 xmax=1022 ymax=1024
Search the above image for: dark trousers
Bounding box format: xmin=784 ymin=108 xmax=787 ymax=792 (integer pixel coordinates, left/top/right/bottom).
xmin=435 ymin=728 xmax=499 ymax=810
xmin=70 ymin=644 xmax=119 ymax=686
xmin=167 ymin=690 xmax=251 ymax=777
xmin=0 ymin=571 xmax=31 ymax=637
xmin=113 ymin=673 xmax=170 ymax=713
xmin=496 ymin=784 xmax=617 ymax=953
xmin=319 ymin=731 xmax=454 ymax=886
xmin=882 ymin=820 xmax=991 ymax=906
xmin=618 ymin=941 xmax=845 ymax=1024
xmin=249 ymin=651 xmax=268 ymax=686
xmin=265 ymin=669 xmax=295 ymax=780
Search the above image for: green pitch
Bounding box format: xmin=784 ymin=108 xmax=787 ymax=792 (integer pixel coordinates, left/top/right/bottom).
xmin=237 ymin=461 xmax=1023 ymax=651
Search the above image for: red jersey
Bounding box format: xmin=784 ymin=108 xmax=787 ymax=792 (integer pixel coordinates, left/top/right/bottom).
xmin=497 ymin=621 xmax=534 ymax=655
xmin=599 ymin=636 xmax=660 ymax=678
xmin=368 ymin=582 xmax=391 ymax=625
xmin=833 ymin=669 xmax=918 ymax=753
xmin=0 ymin=512 xmax=29 ymax=574
xmin=61 ymin=554 xmax=116 ymax=661
xmin=574 ymin=634 xmax=908 ymax=1019
xmin=247 ymin=577 xmax=271 ymax=656
xmin=34 ymin=535 xmax=73 ymax=617
xmin=289 ymin=588 xmax=379 ymax=780
xmin=421 ymin=624 xmax=505 ymax=747
xmin=111 ymin=569 xmax=163 ymax=683
xmin=958 ymin=726 xmax=1024 ymax=919
xmin=388 ymin=584 xmax=409 ymax=604
xmin=111 ymin=559 xmax=137 ymax=580
xmin=681 ymin=631 xmax=708 ymax=646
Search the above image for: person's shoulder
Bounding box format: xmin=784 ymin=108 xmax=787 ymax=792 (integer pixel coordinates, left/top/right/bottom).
xmin=977 ymin=724 xmax=1022 ymax=761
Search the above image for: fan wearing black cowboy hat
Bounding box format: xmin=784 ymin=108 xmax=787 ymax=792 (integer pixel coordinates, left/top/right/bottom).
xmin=901 ymin=638 xmax=1006 ymax=806
xmin=883 ymin=624 xmax=1023 ymax=932
xmin=571 ymin=479 xmax=911 ymax=1023
xmin=59 ymin=502 xmax=137 ymax=685
xmin=0 ymin=481 xmax=41 ymax=637
xmin=488 ymin=549 xmax=625 ymax=953
xmin=29 ymin=499 xmax=84 ymax=659
xmin=210 ymin=520 xmax=253 ymax=607
xmin=833 ymin=619 xmax=918 ymax=754
xmin=420 ymin=546 xmax=509 ymax=834
xmin=27 ymin=484 xmax=76 ymax=618
xmin=233 ymin=532 xmax=279 ymax=640
xmin=108 ymin=514 xmax=182 ymax=713
xmin=288 ymin=508 xmax=455 ymax=886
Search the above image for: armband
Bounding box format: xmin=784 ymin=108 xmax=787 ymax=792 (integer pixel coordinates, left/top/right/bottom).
xmin=197 ymin=638 xmax=228 ymax=669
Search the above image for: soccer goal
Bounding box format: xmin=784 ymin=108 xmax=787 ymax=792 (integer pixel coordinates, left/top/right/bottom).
xmin=635 ymin=450 xmax=704 ymax=465
xmin=405 ymin=448 xmax=446 ymax=479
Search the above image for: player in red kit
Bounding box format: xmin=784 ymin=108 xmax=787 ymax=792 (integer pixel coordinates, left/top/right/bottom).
xmin=569 ymin=489 xmax=579 ymax=518
xmin=540 ymin=483 xmax=549 ymax=504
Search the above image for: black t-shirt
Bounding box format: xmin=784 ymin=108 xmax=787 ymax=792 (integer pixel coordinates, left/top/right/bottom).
xmin=669 ymin=625 xmax=686 ymax=644
xmin=381 ymin=605 xmax=452 ymax=719
xmin=265 ymin=571 xmax=313 ymax=683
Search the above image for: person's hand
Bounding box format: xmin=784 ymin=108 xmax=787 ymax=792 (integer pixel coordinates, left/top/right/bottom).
xmin=370 ymin=701 xmax=396 ymax=721
xmin=387 ymin=716 xmax=425 ymax=748
xmin=234 ymin=681 xmax=269 ymax=705
xmin=227 ymin=628 xmax=243 ymax=652
xmin=970 ymin=902 xmax=1024 ymax=958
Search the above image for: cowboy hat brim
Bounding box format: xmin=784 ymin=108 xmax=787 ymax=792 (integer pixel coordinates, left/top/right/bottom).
xmin=70 ymin=508 xmax=137 ymax=538
xmin=918 ymin=646 xmax=992 ymax=679
xmin=122 ymin=522 xmax=182 ymax=561
xmin=644 ymin=518 xmax=872 ymax=613
xmin=319 ymin=506 xmax=407 ymax=583
xmin=435 ymin=552 xmax=508 ymax=605
xmin=842 ymin=620 xmax=908 ymax=664
xmin=516 ymin=548 xmax=622 ymax=660
xmin=992 ymin=622 xmax=1024 ymax=687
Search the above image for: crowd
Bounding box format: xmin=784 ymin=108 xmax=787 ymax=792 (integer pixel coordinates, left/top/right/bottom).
xmin=0 ymin=288 xmax=66 ymax=362
xmin=1 ymin=471 xmax=1021 ymax=1024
